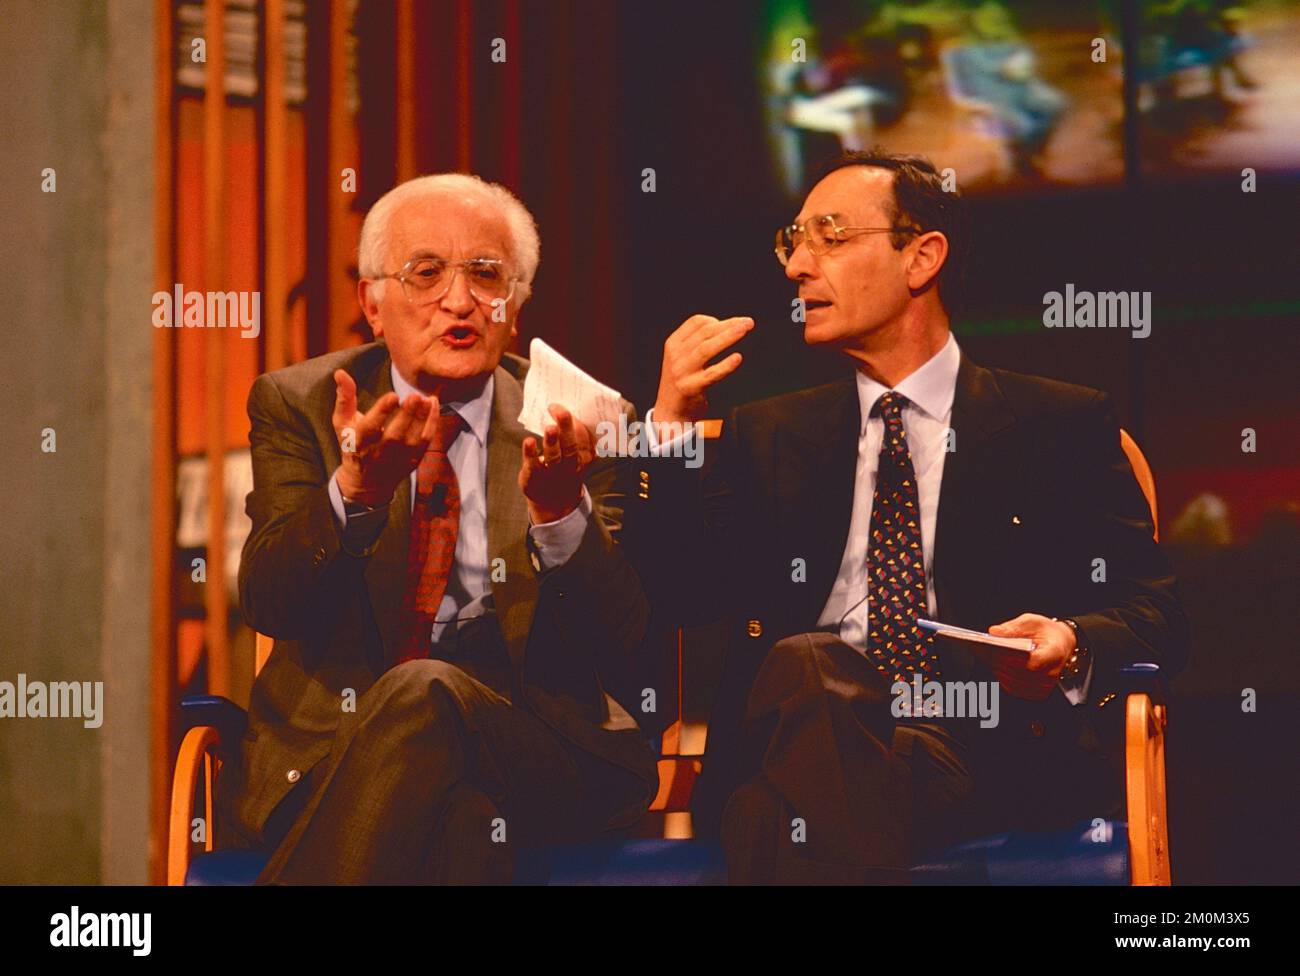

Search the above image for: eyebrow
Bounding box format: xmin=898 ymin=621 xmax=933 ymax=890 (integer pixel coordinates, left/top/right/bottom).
xmin=405 ymin=248 xmax=508 ymax=263
xmin=792 ymin=212 xmax=843 ymax=225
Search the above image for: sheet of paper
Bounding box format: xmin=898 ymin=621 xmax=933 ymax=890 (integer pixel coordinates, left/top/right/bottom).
xmin=518 ymin=337 xmax=625 ymax=434
xmin=917 ymin=619 xmax=1036 ymax=653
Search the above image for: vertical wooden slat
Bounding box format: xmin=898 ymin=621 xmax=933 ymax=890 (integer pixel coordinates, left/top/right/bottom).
xmin=203 ymin=0 xmax=230 ymax=698
xmin=328 ymin=0 xmax=358 ymax=350
xmin=455 ymin=0 xmax=472 ymax=170
xmin=303 ymin=0 xmax=329 ymax=358
xmin=264 ymin=0 xmax=288 ymax=371
xmin=395 ymin=0 xmax=416 ymax=181
xmin=150 ymin=0 xmax=178 ymax=886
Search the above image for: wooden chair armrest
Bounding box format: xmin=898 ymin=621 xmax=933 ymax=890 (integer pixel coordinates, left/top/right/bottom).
xmin=1125 ymin=692 xmax=1171 ymax=885
xmin=167 ymin=725 xmax=222 ymax=886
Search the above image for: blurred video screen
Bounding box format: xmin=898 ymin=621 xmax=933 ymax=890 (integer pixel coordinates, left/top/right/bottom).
xmin=1131 ymin=0 xmax=1300 ymax=177
xmin=761 ymin=0 xmax=1126 ymax=195
xmin=760 ymin=0 xmax=1300 ymax=196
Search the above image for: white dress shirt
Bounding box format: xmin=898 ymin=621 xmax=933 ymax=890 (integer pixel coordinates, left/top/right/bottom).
xmin=816 ymin=333 xmax=960 ymax=647
xmin=329 ymin=365 xmax=591 ymax=643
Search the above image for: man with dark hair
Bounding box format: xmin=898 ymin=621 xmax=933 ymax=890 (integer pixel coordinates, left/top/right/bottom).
xmin=818 ymin=151 xmax=969 ymax=312
xmin=634 ymin=150 xmax=1188 ymax=882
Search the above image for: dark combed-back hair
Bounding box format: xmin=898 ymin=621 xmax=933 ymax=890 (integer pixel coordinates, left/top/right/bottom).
xmin=812 ymin=150 xmax=969 ymax=315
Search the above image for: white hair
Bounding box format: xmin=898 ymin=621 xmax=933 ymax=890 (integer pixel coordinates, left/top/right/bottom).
xmin=357 ymin=172 xmax=540 ymax=302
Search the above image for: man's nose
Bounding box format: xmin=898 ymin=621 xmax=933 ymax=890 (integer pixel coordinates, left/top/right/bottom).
xmin=439 ymin=268 xmax=478 ymax=315
xmin=784 ymin=241 xmax=817 ymax=282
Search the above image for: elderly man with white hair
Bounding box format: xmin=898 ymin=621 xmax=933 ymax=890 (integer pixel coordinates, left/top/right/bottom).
xmin=217 ymin=173 xmax=658 ymax=883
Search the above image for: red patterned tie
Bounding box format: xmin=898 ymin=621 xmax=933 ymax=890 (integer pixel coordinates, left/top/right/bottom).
xmin=866 ymin=392 xmax=939 ymax=681
xmin=395 ymin=410 xmax=467 ymax=665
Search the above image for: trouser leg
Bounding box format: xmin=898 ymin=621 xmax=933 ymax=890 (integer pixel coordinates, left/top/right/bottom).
xmin=258 ymin=658 xmax=584 ymax=884
xmin=722 ymin=632 xmax=973 ymax=883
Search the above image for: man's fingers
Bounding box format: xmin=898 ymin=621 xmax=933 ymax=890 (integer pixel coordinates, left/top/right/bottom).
xmin=521 ymin=436 xmax=543 ymax=471
xmin=989 ymin=613 xmax=1039 ymax=636
xmin=692 ymin=317 xmax=754 ymax=365
xmin=694 ymin=315 xmax=752 ymax=343
xmin=673 ymin=313 xmax=716 ymax=346
xmin=383 ymin=394 xmax=425 ymax=443
xmin=542 ymin=425 xmax=563 ymax=465
xmin=356 ymin=391 xmax=400 ymax=438
xmin=417 ymin=395 xmax=440 ymax=444
xmin=692 ymin=352 xmax=744 ymax=391
xmin=333 ymin=369 xmax=358 ymax=425
xmin=548 ymin=404 xmax=580 ymax=458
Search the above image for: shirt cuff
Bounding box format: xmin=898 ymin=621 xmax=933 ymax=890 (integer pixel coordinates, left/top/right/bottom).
xmin=328 ymin=469 xmax=348 ymax=526
xmin=527 ymin=486 xmax=593 ymax=570
xmin=1059 ymin=650 xmax=1095 ymax=706
xmin=644 ymin=406 xmax=698 ymax=456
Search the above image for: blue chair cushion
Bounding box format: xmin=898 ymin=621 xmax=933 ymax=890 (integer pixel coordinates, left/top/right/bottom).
xmin=911 ymin=819 xmax=1129 ymax=885
xmin=185 ymin=823 xmax=1126 ymax=885
xmin=186 ymin=849 xmax=269 ymax=886
xmin=515 ymin=839 xmax=727 ymax=885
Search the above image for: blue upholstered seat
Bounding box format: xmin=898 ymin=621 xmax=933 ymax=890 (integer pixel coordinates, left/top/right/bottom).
xmin=186 ymin=820 xmax=1127 ymax=886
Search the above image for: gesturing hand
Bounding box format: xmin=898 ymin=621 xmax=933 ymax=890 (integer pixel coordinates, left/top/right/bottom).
xmin=519 ymin=403 xmax=595 ymax=524
xmin=653 ymin=314 xmax=753 ymax=432
xmin=332 ymin=368 xmax=437 ymax=507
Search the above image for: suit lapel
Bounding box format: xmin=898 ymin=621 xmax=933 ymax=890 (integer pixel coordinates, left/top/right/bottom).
xmin=932 ymin=354 xmax=1015 ymax=619
xmin=776 ymin=377 xmax=861 ymax=626
xmin=484 ymin=363 xmax=538 ymax=674
xmin=357 ymin=355 xmax=409 ymax=666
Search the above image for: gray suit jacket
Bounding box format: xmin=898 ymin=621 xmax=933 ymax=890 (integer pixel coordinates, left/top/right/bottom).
xmin=222 ymin=341 xmax=658 ymax=847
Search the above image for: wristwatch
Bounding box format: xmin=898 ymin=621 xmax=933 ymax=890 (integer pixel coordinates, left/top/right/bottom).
xmin=341 ymin=493 xmax=386 ymax=516
xmin=1054 ymin=617 xmax=1091 ymax=683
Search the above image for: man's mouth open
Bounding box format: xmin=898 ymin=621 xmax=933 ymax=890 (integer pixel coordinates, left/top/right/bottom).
xmin=441 ymin=325 xmax=480 ymax=349
xmin=803 ymin=299 xmax=832 ymax=317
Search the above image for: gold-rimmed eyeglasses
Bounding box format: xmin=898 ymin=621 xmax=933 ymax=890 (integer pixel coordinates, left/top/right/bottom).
xmin=376 ymin=256 xmax=519 ymax=306
xmin=774 ymin=215 xmax=919 ymax=267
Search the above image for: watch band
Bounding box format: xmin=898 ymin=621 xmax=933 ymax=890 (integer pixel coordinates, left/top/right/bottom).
xmin=1054 ymin=616 xmax=1089 ymax=682
xmin=341 ymin=493 xmax=385 ymax=515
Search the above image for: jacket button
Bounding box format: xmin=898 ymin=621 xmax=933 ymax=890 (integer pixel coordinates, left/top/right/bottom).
xmin=286 ymin=769 xmax=301 ymax=784
xmin=1029 ymin=721 xmax=1045 ymax=738
xmin=747 ymin=619 xmax=763 ymax=638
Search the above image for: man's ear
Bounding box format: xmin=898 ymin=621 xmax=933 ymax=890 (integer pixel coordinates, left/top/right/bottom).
xmin=906 ymin=230 xmax=949 ymax=295
xmin=358 ymin=278 xmax=384 ymax=336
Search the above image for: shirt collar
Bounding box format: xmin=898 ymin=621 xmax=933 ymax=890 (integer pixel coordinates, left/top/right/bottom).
xmin=390 ymin=362 xmax=494 ymax=447
xmin=855 ymin=331 xmax=961 ymax=434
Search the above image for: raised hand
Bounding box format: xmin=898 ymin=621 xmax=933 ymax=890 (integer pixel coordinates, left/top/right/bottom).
xmin=519 ymin=402 xmax=595 ymax=524
xmin=332 ymin=368 xmax=437 ymax=507
xmin=653 ymin=314 xmax=753 ymax=430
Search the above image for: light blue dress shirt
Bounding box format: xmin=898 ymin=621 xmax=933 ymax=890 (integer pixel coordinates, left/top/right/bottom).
xmin=329 ymin=365 xmax=591 ymax=643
